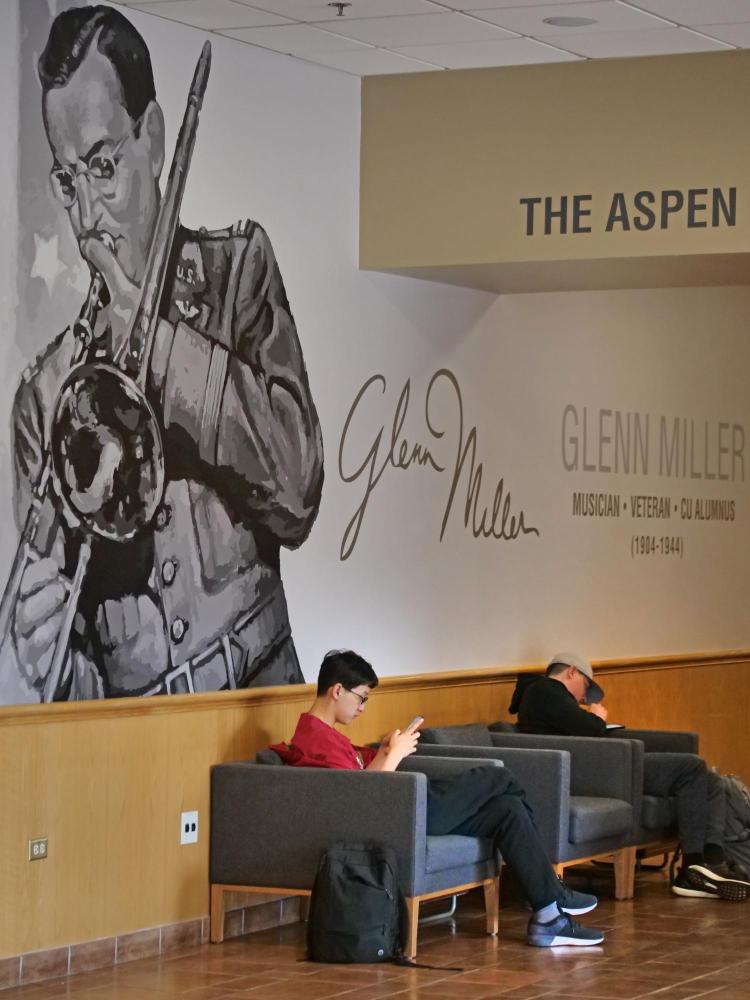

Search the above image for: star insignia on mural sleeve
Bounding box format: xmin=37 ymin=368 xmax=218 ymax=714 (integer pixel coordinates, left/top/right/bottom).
xmin=29 ymin=233 xmax=63 ymax=295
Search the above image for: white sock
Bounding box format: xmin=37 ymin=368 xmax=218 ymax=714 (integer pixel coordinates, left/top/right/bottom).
xmin=534 ymin=901 xmax=560 ymax=923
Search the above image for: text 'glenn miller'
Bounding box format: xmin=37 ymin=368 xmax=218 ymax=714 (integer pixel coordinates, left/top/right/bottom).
xmin=561 ymin=405 xmax=745 ymax=482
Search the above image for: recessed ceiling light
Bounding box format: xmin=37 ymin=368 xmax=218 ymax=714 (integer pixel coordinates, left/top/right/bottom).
xmin=542 ymin=16 xmax=598 ymax=27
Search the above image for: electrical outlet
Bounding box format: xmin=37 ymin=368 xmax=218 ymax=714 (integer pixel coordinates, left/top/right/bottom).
xmin=28 ymin=837 xmax=48 ymax=861
xmin=180 ymin=810 xmax=198 ymax=845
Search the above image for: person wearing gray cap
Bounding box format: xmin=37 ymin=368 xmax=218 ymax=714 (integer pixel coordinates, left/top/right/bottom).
xmin=512 ymin=653 xmax=750 ymax=902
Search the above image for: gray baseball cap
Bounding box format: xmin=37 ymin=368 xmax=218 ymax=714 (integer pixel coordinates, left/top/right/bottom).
xmin=547 ymin=652 xmax=604 ymax=705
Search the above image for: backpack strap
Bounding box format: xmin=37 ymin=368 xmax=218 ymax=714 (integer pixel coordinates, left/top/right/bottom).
xmin=394 ymin=956 xmax=464 ymax=972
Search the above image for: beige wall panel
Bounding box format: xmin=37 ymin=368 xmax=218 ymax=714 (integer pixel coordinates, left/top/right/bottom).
xmin=0 ymin=730 xmax=20 ymax=951
xmin=111 ymin=717 xmax=171 ymax=935
xmin=1 ymin=654 xmax=749 ymax=957
xmin=595 ymin=659 xmax=750 ymax=773
xmin=361 ymin=52 xmax=750 ymax=275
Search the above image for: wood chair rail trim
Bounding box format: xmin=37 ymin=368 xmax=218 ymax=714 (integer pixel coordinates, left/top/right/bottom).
xmin=1 ymin=649 xmax=746 ymax=727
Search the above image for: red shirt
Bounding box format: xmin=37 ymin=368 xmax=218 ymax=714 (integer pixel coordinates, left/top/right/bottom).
xmin=270 ymin=712 xmax=378 ymax=770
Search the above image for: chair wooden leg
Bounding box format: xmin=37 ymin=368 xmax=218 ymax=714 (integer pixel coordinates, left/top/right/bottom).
xmin=483 ymin=877 xmax=499 ymax=936
xmin=405 ymin=897 xmax=420 ymax=960
xmin=210 ymin=885 xmax=225 ymax=943
xmin=614 ymin=846 xmax=636 ymax=900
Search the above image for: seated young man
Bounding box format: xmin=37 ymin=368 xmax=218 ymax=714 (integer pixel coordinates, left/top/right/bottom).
xmin=270 ymin=649 xmax=605 ymax=948
xmin=513 ymin=652 xmax=750 ymax=902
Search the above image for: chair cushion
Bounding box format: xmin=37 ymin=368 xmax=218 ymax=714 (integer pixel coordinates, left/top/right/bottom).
xmin=569 ymin=796 xmax=632 ymax=844
xmin=425 ymin=834 xmax=495 ymax=873
xmin=421 ymin=724 xmax=493 ymax=747
xmin=641 ymin=794 xmax=676 ymax=830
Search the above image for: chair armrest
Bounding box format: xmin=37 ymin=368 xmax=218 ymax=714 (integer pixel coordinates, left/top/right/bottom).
xmin=616 ymin=729 xmax=699 ymax=754
xmin=416 ymin=743 xmax=569 ymax=859
xmin=488 ymin=732 xmax=635 ymax=805
xmin=399 ymin=755 xmax=504 ymax=780
xmin=488 ymin=721 xmax=519 ymax=733
xmin=210 ymin=763 xmax=427 ymax=895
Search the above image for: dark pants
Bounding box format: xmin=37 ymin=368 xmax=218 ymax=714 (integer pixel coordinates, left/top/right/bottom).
xmin=643 ymin=753 xmax=724 ymax=856
xmin=426 ymin=766 xmax=562 ymax=911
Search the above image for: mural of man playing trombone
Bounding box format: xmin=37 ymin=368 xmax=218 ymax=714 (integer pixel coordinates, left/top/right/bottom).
xmin=4 ymin=5 xmax=323 ymax=701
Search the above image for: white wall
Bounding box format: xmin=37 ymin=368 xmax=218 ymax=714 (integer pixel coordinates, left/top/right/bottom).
xmin=5 ymin=2 xmax=750 ymax=698
xmin=0 ymin=0 xmax=19 ymax=548
xmin=302 ymin=281 xmax=750 ymax=674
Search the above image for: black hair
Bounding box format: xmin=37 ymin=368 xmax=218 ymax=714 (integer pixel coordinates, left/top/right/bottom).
xmin=39 ymin=6 xmax=155 ymax=123
xmin=317 ymin=650 xmax=378 ymax=696
xmin=546 ymin=661 xmax=568 ymax=677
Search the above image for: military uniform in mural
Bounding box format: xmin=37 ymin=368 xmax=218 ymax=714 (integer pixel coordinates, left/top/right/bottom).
xmin=12 ymin=221 xmax=323 ymax=698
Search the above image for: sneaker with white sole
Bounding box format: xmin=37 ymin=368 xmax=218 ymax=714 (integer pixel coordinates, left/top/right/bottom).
xmin=556 ymin=879 xmax=598 ymax=916
xmin=686 ymin=864 xmax=750 ymax=902
xmin=672 ymin=868 xmax=717 ymax=899
xmin=527 ymin=912 xmax=605 ymax=947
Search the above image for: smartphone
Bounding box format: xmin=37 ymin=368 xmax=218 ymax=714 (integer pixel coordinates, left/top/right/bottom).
xmin=405 ymin=716 xmax=424 ymax=732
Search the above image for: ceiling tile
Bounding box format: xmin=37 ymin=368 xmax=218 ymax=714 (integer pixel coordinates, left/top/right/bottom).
xmin=239 ymin=0 xmax=441 ymax=20
xmin=117 ymin=0 xmax=745 ymax=71
xmin=304 ymin=47 xmax=442 ymax=72
xmin=473 ymin=1 xmax=670 ymax=36
xmin=549 ymin=25 xmax=734 ymax=57
xmin=126 ymin=0 xmax=291 ymax=29
xmin=431 ymin=0 xmax=603 ymax=9
xmin=217 ymin=22 xmax=370 ymax=53
xmin=626 ymin=0 xmax=750 ymax=25
xmin=317 ymin=11 xmax=517 ymax=45
xmin=698 ymin=21 xmax=750 ymax=45
xmin=395 ymin=36 xmax=581 ymax=66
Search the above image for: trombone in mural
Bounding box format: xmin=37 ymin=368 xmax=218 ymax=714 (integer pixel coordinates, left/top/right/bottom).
xmin=1 ymin=38 xmax=211 ymax=701
xmin=1 ymin=5 xmax=323 ymax=703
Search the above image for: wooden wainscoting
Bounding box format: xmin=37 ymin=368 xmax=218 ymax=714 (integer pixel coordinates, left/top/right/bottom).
xmin=0 ymin=649 xmax=748 ymax=962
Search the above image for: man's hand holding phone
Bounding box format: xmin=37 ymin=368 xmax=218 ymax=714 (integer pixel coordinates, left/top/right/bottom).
xmin=373 ymin=716 xmax=424 ymax=771
xmin=392 ymin=715 xmax=423 ymax=759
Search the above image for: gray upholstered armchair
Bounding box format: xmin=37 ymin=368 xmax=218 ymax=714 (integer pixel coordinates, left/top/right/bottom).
xmin=417 ymin=724 xmax=638 ymax=898
xmin=487 ymin=722 xmax=699 ymax=855
xmin=602 ymin=729 xmax=698 ymax=849
xmin=210 ymin=754 xmax=503 ymax=959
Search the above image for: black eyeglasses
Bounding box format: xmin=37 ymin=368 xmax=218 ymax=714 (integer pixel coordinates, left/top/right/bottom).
xmin=344 ymin=687 xmax=369 ymax=707
xmin=49 ymin=116 xmax=142 ymax=209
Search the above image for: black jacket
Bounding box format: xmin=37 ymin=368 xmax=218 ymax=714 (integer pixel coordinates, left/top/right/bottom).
xmin=516 ymin=676 xmax=607 ymax=737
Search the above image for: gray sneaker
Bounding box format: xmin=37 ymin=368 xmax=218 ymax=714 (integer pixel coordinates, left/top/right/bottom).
xmin=527 ymin=912 xmax=605 ymax=947
xmin=557 ymin=879 xmax=598 ymax=915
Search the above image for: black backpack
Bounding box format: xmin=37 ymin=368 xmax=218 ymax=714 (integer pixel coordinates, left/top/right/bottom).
xmin=307 ymin=842 xmax=408 ymax=963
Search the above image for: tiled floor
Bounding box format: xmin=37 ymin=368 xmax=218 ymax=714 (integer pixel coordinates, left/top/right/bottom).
xmin=4 ymin=866 xmax=750 ymax=1000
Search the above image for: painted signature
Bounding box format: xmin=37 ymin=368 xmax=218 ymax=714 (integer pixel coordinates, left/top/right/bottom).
xmin=338 ymin=368 xmax=539 ymax=561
